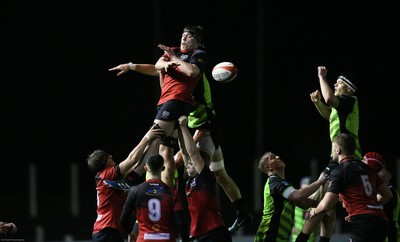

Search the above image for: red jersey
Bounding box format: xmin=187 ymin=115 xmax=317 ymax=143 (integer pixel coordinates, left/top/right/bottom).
xmin=328 ymin=157 xmax=387 ymax=219
xmin=186 ymin=166 xmax=226 ymax=237
xmin=157 ymin=48 xmax=207 ymax=106
xmin=120 ymin=179 xmax=175 ymax=242
xmin=92 ymin=166 xmax=126 ymax=235
xmin=172 ymin=168 xmax=185 ymax=212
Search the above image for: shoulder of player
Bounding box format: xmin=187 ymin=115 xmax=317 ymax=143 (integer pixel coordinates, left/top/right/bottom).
xmin=193 ymin=49 xmax=206 ymax=54
xmin=338 ymin=95 xmax=357 ymax=102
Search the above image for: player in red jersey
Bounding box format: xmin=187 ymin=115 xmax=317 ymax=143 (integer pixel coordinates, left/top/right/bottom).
xmin=309 ymin=133 xmax=393 ymax=242
xmin=177 ymin=115 xmax=232 ymax=242
xmin=87 ymin=124 xmax=164 ymax=242
xmin=120 ymin=154 xmax=175 ymax=242
xmin=145 ymin=25 xmax=207 ymax=165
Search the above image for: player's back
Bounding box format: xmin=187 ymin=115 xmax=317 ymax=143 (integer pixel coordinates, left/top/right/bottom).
xmin=135 ymin=179 xmax=175 ymax=242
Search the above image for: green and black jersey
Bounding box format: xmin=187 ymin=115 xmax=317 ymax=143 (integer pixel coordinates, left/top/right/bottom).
xmin=188 ymin=73 xmax=216 ymax=129
xmin=254 ymin=175 xmax=295 ymax=242
xmin=329 ymin=95 xmax=361 ymax=159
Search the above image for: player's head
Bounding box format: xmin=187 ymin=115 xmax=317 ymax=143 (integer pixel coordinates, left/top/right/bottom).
xmin=258 ymin=152 xmax=285 ymax=175
xmin=335 ymin=74 xmax=357 ymax=96
xmin=87 ymin=149 xmax=109 ymax=172
xmin=145 ymin=155 xmax=165 ymax=174
xmin=362 ymin=151 xmax=386 ymax=173
xmin=186 ymin=160 xmax=196 ymax=177
xmin=332 ymin=133 xmax=356 ymax=162
xmin=182 ymin=25 xmax=205 ymax=50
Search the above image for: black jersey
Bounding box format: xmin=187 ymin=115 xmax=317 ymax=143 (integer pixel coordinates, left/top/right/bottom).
xmin=186 ymin=166 xmax=227 ymax=238
xmin=328 ymin=157 xmax=387 ymax=219
xmin=120 ymin=179 xmax=175 ymax=242
xmin=384 ymin=185 xmax=400 ymax=242
xmin=254 ymin=175 xmax=295 ymax=242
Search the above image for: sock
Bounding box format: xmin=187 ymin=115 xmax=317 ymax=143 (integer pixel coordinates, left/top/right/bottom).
xmin=295 ymin=232 xmax=310 ymax=242
xmin=232 ymin=198 xmax=247 ymax=216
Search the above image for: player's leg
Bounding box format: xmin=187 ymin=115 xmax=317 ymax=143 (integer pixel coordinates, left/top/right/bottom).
xmin=210 ymin=148 xmax=241 ymax=202
xmin=103 ymin=126 xmax=160 ymax=191
xmin=319 ymin=209 xmax=336 ymax=241
xmin=210 ymin=147 xmax=253 ymax=232
xmin=295 ymin=214 xmax=323 ymax=242
xmin=196 ymin=131 xmax=252 ymax=232
xmin=159 ymin=129 xmax=178 ymax=188
xmin=295 ymin=181 xmax=330 ymax=242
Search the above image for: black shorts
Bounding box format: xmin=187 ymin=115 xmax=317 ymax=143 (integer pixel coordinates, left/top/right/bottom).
xmin=155 ymin=100 xmax=194 ymax=121
xmin=349 ymin=214 xmax=388 ymax=242
xmin=92 ymin=227 xmax=124 ymax=242
xmin=196 ymin=226 xmax=232 ymax=242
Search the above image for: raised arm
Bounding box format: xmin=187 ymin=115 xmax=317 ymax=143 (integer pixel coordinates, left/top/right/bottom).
xmin=109 ymin=62 xmax=160 ymax=77
xmin=288 ymin=172 xmax=328 ymax=208
xmin=317 ymin=66 xmax=339 ymax=108
xmin=118 ymin=124 xmax=165 ymax=176
xmin=177 ymin=116 xmax=205 ymax=173
xmin=310 ymin=90 xmax=331 ymax=120
xmin=174 ymin=128 xmax=205 ymax=167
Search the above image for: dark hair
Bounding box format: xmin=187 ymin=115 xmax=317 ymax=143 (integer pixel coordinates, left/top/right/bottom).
xmin=87 ymin=149 xmax=108 ymax=172
xmin=146 ymin=154 xmax=164 ymax=173
xmin=333 ymin=133 xmax=356 ymax=156
xmin=183 ymin=25 xmax=205 ymax=46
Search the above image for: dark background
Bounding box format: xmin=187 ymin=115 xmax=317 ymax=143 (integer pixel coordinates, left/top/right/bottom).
xmin=2 ymin=1 xmax=399 ymax=240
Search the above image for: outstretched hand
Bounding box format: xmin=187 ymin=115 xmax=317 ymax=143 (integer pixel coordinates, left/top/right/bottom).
xmin=164 ymin=61 xmax=180 ymax=72
xmin=145 ymin=123 xmax=165 ymax=141
xmin=178 ymin=115 xmax=188 ymax=127
xmin=109 ymin=63 xmax=130 ymax=76
xmin=318 ymin=172 xmax=329 ymax=184
xmin=158 ymin=44 xmax=173 ymax=56
xmin=309 ymin=208 xmax=317 ymax=219
xmin=158 ymin=44 xmax=181 ymax=72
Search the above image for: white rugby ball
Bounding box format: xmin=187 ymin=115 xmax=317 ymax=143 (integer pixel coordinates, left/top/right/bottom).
xmin=212 ymin=62 xmax=238 ymax=83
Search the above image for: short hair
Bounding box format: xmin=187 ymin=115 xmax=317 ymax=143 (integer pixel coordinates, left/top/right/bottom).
xmin=87 ymin=149 xmax=108 ymax=172
xmin=183 ymin=25 xmax=205 ymax=45
xmin=333 ymin=133 xmax=356 ymax=156
xmin=258 ymin=152 xmax=272 ymax=172
xmin=146 ymin=155 xmax=164 ymax=173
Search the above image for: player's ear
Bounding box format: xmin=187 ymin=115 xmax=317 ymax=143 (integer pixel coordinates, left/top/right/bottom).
xmin=144 ymin=165 xmax=149 ymax=172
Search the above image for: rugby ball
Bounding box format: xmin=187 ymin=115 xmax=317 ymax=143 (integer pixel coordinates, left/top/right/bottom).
xmin=212 ymin=62 xmax=238 ymax=83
